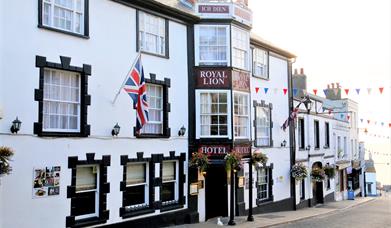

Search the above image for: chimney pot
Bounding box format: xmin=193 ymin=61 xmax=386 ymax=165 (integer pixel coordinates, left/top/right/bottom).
xmin=331 ymin=83 xmax=335 ymax=89
xmin=327 ymin=84 xmax=330 ymax=89
xmin=294 ymin=69 xmax=298 ymax=75
xmin=336 ymin=82 xmax=340 ymax=88
xmin=300 ymin=68 xmax=304 ymax=75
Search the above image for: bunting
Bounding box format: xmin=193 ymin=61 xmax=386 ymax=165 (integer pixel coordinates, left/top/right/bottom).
xmin=344 ymin=89 xmax=349 ymax=95
xmin=264 ymin=88 xmax=269 ymax=94
xmin=283 ymin=88 xmax=288 ymax=95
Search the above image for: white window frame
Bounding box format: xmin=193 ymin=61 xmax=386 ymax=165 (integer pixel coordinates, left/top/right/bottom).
xmin=231 ymin=26 xmax=250 ymax=71
xmin=252 ymin=47 xmax=268 ymax=79
xmin=162 ymin=160 xmax=179 ymax=204
xmin=195 ymin=90 xmax=232 ymax=139
xmin=138 ymin=11 xmax=166 ymax=56
xmin=194 ymin=24 xmax=231 ymax=66
xmin=42 ymin=0 xmax=85 ymax=34
xmin=125 ymin=162 xmax=149 ymax=209
xmin=140 ymin=84 xmax=163 ymax=134
xmin=257 ymin=167 xmax=269 ymax=201
xmin=255 ymin=106 xmax=271 ymax=147
xmin=75 ymin=165 xmax=99 ymax=220
xmin=233 ymin=92 xmax=250 ymax=139
xmin=43 ymin=68 xmax=81 ymax=133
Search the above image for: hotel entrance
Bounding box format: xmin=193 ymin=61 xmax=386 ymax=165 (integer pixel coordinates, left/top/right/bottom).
xmin=205 ymin=164 xmax=228 ymax=220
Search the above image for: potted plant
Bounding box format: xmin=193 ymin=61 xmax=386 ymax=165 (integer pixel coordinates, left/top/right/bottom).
xmin=189 ymin=151 xmax=209 ymax=175
xmin=0 ymin=146 xmax=14 ymax=176
xmin=323 ymin=164 xmax=336 ymax=178
xmin=251 ymin=150 xmax=268 ymax=166
xmin=224 ymin=150 xmax=242 ymax=172
xmin=311 ymin=167 xmax=326 ymax=182
xmin=291 ymin=163 xmax=308 ymax=180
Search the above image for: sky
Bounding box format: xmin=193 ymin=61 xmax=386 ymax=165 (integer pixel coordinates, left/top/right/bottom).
xmin=249 ymin=0 xmax=391 ymax=184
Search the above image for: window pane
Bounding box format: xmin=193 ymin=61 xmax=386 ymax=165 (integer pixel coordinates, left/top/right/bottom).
xmin=162 ymin=182 xmax=175 ymax=202
xmin=126 ymin=163 xmax=146 ymax=185
xmin=73 ymin=191 xmax=96 ymax=216
xmin=200 ymin=92 xmax=229 ymax=137
xmin=162 ymin=161 xmax=175 ymax=181
xmin=234 ymin=93 xmax=249 ymax=137
xmin=124 ymin=185 xmax=145 ymax=206
xmin=76 ymin=166 xmax=97 ymax=192
xmin=139 ymin=11 xmax=165 ymax=55
xmin=198 ymin=26 xmax=228 ymax=65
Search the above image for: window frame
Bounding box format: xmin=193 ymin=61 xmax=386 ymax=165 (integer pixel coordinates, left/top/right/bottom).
xmin=38 ymin=0 xmax=89 ymax=38
xmin=254 ymin=100 xmax=273 ymax=148
xmin=135 ymin=75 xmax=171 ymax=138
xmin=66 ymin=153 xmax=110 ymax=227
xmin=140 ymin=84 xmax=163 ymax=135
xmin=136 ymin=10 xmax=169 ymax=58
xmin=298 ymin=118 xmax=305 ymax=150
xmin=324 ymin=122 xmax=330 ymax=148
xmin=231 ymin=26 xmax=250 ymax=71
xmin=161 ymin=160 xmax=178 ymax=206
xmin=233 ymin=91 xmax=250 ymax=139
xmin=35 ymin=55 xmax=91 ymax=137
xmin=74 ymin=165 xmax=99 ymax=220
xmin=252 ymin=47 xmax=269 ymax=79
xmin=195 ymin=89 xmax=232 ymax=139
xmin=256 ymin=163 xmax=274 ymax=205
xmin=314 ymin=120 xmax=320 ymax=149
xmin=194 ymin=24 xmax=231 ymax=67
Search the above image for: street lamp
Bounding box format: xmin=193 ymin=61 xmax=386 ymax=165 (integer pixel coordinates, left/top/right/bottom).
xmin=111 ymin=123 xmax=120 ymax=136
xmin=10 ymin=117 xmax=21 ymax=134
xmin=302 ymin=95 xmax=312 ymax=114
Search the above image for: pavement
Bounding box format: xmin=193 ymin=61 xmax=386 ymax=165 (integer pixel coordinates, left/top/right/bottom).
xmin=174 ymin=196 xmax=376 ymax=228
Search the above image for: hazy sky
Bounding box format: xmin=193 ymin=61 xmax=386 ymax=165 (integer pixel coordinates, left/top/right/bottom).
xmin=248 ymin=0 xmax=391 ymax=183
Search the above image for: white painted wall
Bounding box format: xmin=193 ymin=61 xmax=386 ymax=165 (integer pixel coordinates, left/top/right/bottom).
xmin=0 ymin=0 xmax=190 ymax=227
xmin=365 ymin=172 xmax=377 ymax=196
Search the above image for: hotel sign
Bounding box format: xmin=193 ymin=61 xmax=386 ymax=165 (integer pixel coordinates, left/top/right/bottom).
xmin=198 ymin=145 xmax=231 ymax=156
xmin=232 ymin=70 xmax=250 ymax=92
xmin=198 ymin=5 xmax=230 ymax=14
xmin=233 ymin=144 xmax=251 ymax=157
xmin=195 ymin=68 xmax=231 ymax=89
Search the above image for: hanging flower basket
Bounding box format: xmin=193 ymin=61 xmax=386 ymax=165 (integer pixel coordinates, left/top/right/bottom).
xmin=291 ymin=163 xmax=308 ymax=180
xmin=251 ymin=151 xmax=268 ymax=166
xmin=189 ymin=151 xmax=209 ymax=173
xmin=0 ymin=146 xmax=14 ymax=176
xmin=224 ymin=150 xmax=242 ymax=172
xmin=323 ymin=164 xmax=336 ymax=178
xmin=311 ymin=167 xmax=326 ymax=182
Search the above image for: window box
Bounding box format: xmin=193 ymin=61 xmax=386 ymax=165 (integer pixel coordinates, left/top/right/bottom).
xmin=38 ymin=0 xmax=89 ymax=38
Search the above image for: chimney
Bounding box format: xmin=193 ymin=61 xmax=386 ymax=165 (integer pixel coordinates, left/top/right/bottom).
xmin=294 ymin=69 xmax=298 ymax=75
xmin=300 ymin=68 xmax=304 ymax=75
xmin=336 ymin=82 xmax=340 ymax=88
xmin=331 ymin=83 xmax=335 ymax=89
xmin=325 ymin=82 xmax=342 ymax=100
xmin=327 ymin=84 xmax=330 ymax=89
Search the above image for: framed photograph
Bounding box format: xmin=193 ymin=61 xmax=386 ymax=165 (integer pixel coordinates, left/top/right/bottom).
xmin=33 ymin=166 xmax=61 ymax=198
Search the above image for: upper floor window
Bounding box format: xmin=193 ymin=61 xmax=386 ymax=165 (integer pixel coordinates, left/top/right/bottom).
xmin=195 ymin=25 xmax=230 ymax=66
xmin=40 ymin=0 xmax=87 ymax=36
xmin=253 ymin=48 xmax=268 ymax=79
xmin=234 ymin=93 xmax=249 ymax=138
xmin=197 ymin=91 xmax=230 ymax=138
xmin=254 ymin=101 xmax=273 ymax=147
xmin=138 ymin=11 xmax=167 ymax=56
xmin=43 ymin=69 xmax=80 ymax=132
xmin=140 ymin=84 xmax=163 ymax=134
xmin=232 ymin=26 xmax=249 ymax=70
xmin=298 ymin=118 xmax=305 ymax=149
xmin=325 ymin=122 xmax=330 ymax=148
xmin=314 ymin=120 xmax=320 ymax=149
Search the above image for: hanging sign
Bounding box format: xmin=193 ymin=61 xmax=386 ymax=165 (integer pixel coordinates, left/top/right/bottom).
xmin=198 ymin=4 xmax=230 ymax=14
xmin=195 ymin=68 xmax=231 ymax=89
xmin=233 ymin=143 xmax=251 ymax=157
xmin=232 ymin=70 xmax=250 ymax=92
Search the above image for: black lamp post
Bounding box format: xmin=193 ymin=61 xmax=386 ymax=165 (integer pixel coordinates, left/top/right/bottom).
xmin=10 ymin=117 xmax=22 ymax=134
xmin=111 ymin=123 xmax=120 ymax=136
xmin=228 ymin=164 xmax=236 ymax=226
xmin=302 ymin=95 xmax=312 ymax=114
xmin=247 ymin=154 xmax=254 ymax=222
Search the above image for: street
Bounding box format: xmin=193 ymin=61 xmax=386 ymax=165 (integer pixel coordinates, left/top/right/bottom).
xmin=274 ymin=195 xmax=391 ymax=228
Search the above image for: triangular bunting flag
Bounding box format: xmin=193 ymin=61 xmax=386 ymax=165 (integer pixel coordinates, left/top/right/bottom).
xmin=313 ymin=89 xmax=318 ymax=95
xmin=283 ymin=88 xmax=288 ymax=95
xmin=367 ymin=88 xmax=372 ymax=94
xmin=360 ymin=118 xmax=363 ymax=123
xmin=379 ymin=87 xmax=384 ymax=94
xmin=255 ymin=87 xmax=259 ymax=93
xmin=273 ymin=88 xmax=279 ymax=94
xmin=367 ymin=120 xmax=370 ymax=124
xmin=347 ymin=115 xmax=350 ymax=121
xmin=356 ymin=88 xmax=360 ymax=95
xmin=323 ymin=89 xmax=328 ymax=96
xmin=293 ymin=88 xmax=298 ymax=96
xmin=333 ymin=88 xmax=339 ymax=96
xmin=344 ymin=89 xmax=349 ymax=95
xmin=264 ymin=88 xmax=269 ymax=94
xmin=389 ymin=123 xmax=391 ymax=128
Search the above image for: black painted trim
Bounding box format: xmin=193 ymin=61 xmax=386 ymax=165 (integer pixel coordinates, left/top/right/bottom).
xmin=253 ymin=100 xmax=273 ymax=147
xmin=37 ymin=0 xmax=90 ymax=38
xmin=34 ymin=55 xmax=91 ymax=137
xmin=136 ymin=10 xmax=170 ymax=59
xmin=66 ymin=154 xmax=110 ymax=228
xmin=134 ymin=74 xmax=171 ymax=138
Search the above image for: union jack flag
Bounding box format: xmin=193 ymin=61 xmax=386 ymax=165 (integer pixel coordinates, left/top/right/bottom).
xmin=123 ymin=54 xmax=149 ymax=133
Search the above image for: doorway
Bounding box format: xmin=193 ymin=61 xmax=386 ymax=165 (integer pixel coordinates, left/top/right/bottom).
xmin=205 ymin=164 xmax=228 ymax=220
xmin=312 ymin=162 xmax=324 ymax=204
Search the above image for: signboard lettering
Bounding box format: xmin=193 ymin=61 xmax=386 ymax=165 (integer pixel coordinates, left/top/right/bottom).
xmin=196 ymin=68 xmax=231 ymax=88
xmin=232 ymin=70 xmax=250 ymax=92
xmin=198 ymin=5 xmax=230 ymax=14
xmin=198 ymin=145 xmax=230 ymax=156
xmin=233 ymin=144 xmax=251 ymax=157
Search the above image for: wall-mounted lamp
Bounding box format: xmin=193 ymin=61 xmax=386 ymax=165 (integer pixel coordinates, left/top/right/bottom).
xmin=302 ymin=95 xmax=313 ymax=114
xmin=111 ymin=123 xmax=120 ymax=136
xmin=281 ymin=140 xmax=287 ymax=147
xmin=10 ymin=117 xmax=22 ymax=134
xmin=178 ymin=125 xmax=186 ymax=136
xmin=305 ymin=145 xmax=311 ymax=151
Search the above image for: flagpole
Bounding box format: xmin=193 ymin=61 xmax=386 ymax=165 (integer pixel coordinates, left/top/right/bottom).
xmin=112 ymin=51 xmax=142 ymax=104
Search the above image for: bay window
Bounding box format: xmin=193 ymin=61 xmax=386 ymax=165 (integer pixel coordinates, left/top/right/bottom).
xmin=234 ymin=93 xmax=249 ymax=138
xmin=195 ymin=25 xmax=230 ymax=66
xmin=232 ymin=26 xmax=249 ymax=70
xmin=124 ymin=163 xmax=149 ymax=211
xmin=40 ymin=0 xmax=87 ymax=36
xmin=43 ymin=69 xmax=80 ymax=132
xmin=74 ymin=165 xmax=99 ymax=218
xmin=197 ymin=91 xmax=231 ymax=138
xmin=253 ymin=48 xmax=268 ymax=79
xmin=138 ymin=11 xmax=167 ymax=56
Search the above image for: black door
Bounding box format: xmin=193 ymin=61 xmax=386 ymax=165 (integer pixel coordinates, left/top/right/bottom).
xmin=313 ymin=181 xmax=324 ymax=204
xmin=205 ymin=165 xmax=228 ymax=220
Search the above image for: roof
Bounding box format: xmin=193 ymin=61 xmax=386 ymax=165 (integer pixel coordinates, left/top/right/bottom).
xmin=250 ymin=33 xmax=296 ymax=59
